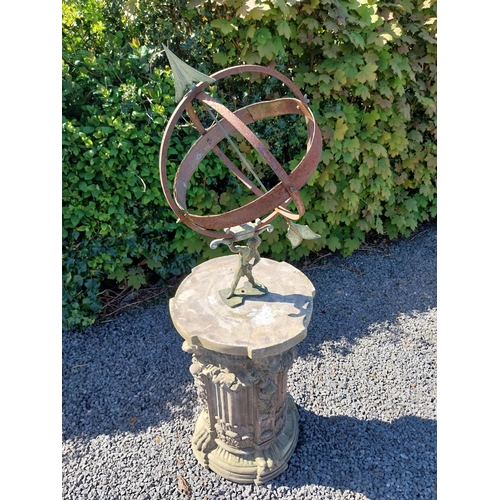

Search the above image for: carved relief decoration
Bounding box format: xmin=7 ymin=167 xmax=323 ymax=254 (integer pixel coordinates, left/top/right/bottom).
xmin=183 ymin=341 xmax=300 ymax=484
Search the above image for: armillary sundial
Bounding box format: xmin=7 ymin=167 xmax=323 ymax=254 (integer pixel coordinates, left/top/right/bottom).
xmin=161 ymin=47 xmax=321 ymax=485
xmin=159 ymin=46 xmax=322 ymax=306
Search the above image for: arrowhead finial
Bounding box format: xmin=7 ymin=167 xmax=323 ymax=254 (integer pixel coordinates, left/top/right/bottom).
xmin=162 ymin=44 xmax=216 ymax=103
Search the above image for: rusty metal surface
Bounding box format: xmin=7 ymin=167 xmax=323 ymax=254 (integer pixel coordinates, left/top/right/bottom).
xmin=159 ymin=65 xmax=322 ymax=238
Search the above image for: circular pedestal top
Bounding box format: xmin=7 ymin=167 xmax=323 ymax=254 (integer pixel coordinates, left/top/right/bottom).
xmin=169 ymin=256 xmax=315 ymax=359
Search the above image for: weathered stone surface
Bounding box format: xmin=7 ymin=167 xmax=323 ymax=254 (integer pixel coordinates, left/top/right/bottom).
xmin=169 ymin=255 xmax=315 ymax=485
xmin=184 ymin=342 xmax=299 ymax=484
xmin=169 ymin=255 xmax=315 ymax=359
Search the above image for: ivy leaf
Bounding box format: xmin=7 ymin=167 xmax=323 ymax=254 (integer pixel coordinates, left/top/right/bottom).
xmin=364 ymin=51 xmax=379 ymax=64
xmin=185 ymin=237 xmax=204 ymax=254
xmin=127 ymin=270 xmax=146 ymax=290
xmin=70 ymin=214 xmax=81 ymax=227
xmin=355 ymin=84 xmax=370 ymax=100
xmin=316 ymin=169 xmax=330 ymax=187
xmin=246 ymin=25 xmax=256 ymax=39
xmin=303 ymin=72 xmax=319 ymax=85
xmin=147 ymin=258 xmax=162 ymax=270
xmin=327 ymin=235 xmax=341 ymax=251
xmin=371 ymin=143 xmax=388 ymax=157
xmin=400 ymin=0 xmax=414 ymax=13
xmin=272 ymin=36 xmax=285 ymax=55
xmin=286 ymin=221 xmax=321 ymax=249
xmin=391 ymin=59 xmax=403 ymax=78
xmin=320 ymin=148 xmax=334 ymax=164
xmin=254 ymin=27 xmax=272 ymax=45
xmin=273 ymin=0 xmax=290 ymax=16
xmin=345 ymin=52 xmax=365 ymax=67
xmin=347 ymin=31 xmax=365 ymax=49
xmin=349 ymin=179 xmax=362 ymax=193
xmin=334 ymin=118 xmax=349 ymax=141
xmin=356 ymin=63 xmax=378 ymax=83
xmin=374 ymin=96 xmax=393 ymax=109
xmin=319 ymin=81 xmax=334 ymax=94
xmin=257 ymin=41 xmax=275 ymax=60
xmin=359 ymin=162 xmax=371 ymax=177
xmin=365 ymin=110 xmax=380 ymax=127
xmin=397 ymin=99 xmax=411 ymax=120
xmin=323 ymin=196 xmax=338 ymax=213
xmin=276 ymin=19 xmax=292 ymax=39
xmin=321 ymin=58 xmax=337 ymax=73
xmin=376 ymin=158 xmax=392 ymax=179
xmin=333 ymin=68 xmax=347 ymax=87
xmin=324 ymin=180 xmax=337 ymax=195
xmin=404 ymin=198 xmax=418 ymax=213
xmin=418 ymin=30 xmax=437 ymax=44
xmin=213 ymin=52 xmax=228 ymax=66
xmin=367 ymin=32 xmax=386 ymax=46
xmin=420 ymin=184 xmax=434 ymax=197
xmin=344 ymin=190 xmax=359 ymax=209
xmin=108 ymin=267 xmax=127 ymax=282
xmin=325 ymin=20 xmax=339 ymax=32
xmin=344 ymin=237 xmax=361 ymax=255
xmin=241 ymin=2 xmax=271 ymax=20
xmin=301 ymin=17 xmax=320 ymax=31
xmin=211 ymin=19 xmax=237 ymax=35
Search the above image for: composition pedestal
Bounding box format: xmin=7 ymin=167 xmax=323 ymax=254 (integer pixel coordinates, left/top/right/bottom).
xmin=169 ymin=255 xmax=315 ymax=485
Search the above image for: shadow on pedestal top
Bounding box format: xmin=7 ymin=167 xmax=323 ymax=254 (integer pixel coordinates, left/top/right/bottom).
xmin=169 ymin=255 xmax=315 ymax=359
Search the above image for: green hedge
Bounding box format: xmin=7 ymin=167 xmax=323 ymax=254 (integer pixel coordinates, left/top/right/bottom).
xmin=62 ymin=0 xmax=436 ymax=329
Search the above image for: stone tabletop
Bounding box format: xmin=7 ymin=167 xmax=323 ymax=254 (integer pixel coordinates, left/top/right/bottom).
xmin=169 ymin=255 xmax=315 ymax=359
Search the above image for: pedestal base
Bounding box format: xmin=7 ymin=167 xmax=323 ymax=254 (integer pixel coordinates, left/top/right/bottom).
xmin=192 ymin=395 xmax=299 ymax=485
xmin=169 ymin=256 xmax=315 ymax=485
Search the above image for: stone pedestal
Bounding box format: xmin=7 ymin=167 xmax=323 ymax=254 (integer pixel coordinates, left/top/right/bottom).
xmin=169 ymin=255 xmax=315 ymax=485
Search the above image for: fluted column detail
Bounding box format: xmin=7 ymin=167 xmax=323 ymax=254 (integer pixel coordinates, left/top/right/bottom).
xmin=182 ymin=342 xmax=299 ymax=484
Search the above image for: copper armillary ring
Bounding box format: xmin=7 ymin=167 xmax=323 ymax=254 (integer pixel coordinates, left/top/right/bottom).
xmin=159 ymin=64 xmax=322 ymax=239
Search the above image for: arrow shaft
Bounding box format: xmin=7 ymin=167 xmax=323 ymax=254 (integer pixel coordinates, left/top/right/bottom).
xmin=201 ymin=103 xmax=268 ymax=194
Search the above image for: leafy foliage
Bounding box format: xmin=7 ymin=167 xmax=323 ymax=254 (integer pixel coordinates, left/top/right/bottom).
xmin=62 ymin=0 xmax=436 ymax=329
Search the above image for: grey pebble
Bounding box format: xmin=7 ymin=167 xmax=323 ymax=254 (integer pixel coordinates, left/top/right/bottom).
xmin=63 ymin=221 xmax=436 ymax=499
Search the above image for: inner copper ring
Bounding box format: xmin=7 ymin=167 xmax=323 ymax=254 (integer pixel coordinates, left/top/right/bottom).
xmin=159 ymin=65 xmax=322 ymax=238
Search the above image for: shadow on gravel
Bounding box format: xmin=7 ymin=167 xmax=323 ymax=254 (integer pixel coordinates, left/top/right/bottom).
xmin=62 ymin=310 xmax=196 ymax=441
xmin=299 ymin=223 xmax=436 ymax=357
xmin=275 ymin=407 xmax=437 ymax=499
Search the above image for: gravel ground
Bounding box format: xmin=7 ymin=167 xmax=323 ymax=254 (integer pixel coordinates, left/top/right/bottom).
xmin=62 ymin=220 xmax=436 ymax=500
